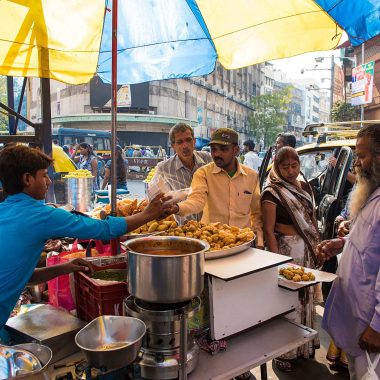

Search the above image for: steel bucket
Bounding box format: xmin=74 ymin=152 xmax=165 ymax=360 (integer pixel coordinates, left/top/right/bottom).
xmin=75 ymin=316 xmax=146 ymax=370
xmin=64 ymin=177 xmax=93 ymax=212
xmin=123 ymin=236 xmax=209 ymax=304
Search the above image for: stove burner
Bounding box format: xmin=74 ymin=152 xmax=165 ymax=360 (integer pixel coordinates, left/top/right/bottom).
xmin=74 ymin=360 xmax=141 ymax=380
xmin=134 ymin=298 xmax=191 ymax=311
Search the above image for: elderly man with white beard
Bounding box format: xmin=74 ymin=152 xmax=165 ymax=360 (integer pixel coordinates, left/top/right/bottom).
xmin=317 ymin=124 xmax=380 ymax=379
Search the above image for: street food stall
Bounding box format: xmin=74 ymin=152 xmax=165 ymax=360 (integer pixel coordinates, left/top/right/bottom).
xmin=3 ymin=198 xmax=336 ymax=379
xmin=0 ymin=1 xmax=376 ymax=379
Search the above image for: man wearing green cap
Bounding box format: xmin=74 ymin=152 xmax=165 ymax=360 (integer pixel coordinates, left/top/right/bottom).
xmin=167 ymin=128 xmax=263 ymax=248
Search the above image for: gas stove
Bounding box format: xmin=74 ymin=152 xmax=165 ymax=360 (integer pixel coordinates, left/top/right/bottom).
xmin=74 ymin=359 xmax=141 ymax=380
xmin=124 ymin=296 xmax=200 ymax=380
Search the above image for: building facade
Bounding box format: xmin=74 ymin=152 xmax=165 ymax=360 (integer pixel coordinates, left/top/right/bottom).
xmin=28 ymin=62 xmax=264 ymax=148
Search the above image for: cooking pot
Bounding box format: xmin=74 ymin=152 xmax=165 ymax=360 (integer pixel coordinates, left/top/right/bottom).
xmin=123 ymin=236 xmax=209 ymax=304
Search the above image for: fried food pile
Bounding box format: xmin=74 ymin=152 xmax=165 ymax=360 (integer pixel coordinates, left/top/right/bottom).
xmin=279 ymin=266 xmax=316 ymax=282
xmin=160 ymin=220 xmax=255 ymax=251
xmin=92 ymin=198 xmax=178 ymax=235
xmin=92 ymin=198 xmax=148 ymax=218
xmin=131 ymin=216 xmax=177 ymax=234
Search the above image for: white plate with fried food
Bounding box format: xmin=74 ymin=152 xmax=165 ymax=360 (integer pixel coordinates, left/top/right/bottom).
xmin=278 ymin=263 xmax=337 ymax=286
xmin=204 ymin=238 xmax=254 ymax=260
xmin=158 ymin=220 xmax=255 ymax=260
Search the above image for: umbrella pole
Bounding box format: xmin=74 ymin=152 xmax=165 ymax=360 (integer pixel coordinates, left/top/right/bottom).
xmin=110 ymin=0 xmax=119 ymax=255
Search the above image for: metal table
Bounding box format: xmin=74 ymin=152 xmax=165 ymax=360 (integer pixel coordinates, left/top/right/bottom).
xmin=189 ymin=317 xmax=317 ymax=380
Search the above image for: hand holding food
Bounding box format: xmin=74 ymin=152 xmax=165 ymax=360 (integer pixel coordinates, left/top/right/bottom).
xmin=279 ymin=266 xmax=316 ymax=282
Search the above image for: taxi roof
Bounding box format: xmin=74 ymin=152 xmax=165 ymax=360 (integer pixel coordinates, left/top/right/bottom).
xmin=297 ymin=139 xmax=356 ymax=154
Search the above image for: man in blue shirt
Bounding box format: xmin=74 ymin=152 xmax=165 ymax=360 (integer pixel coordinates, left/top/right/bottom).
xmin=0 ymin=145 xmax=165 ymax=329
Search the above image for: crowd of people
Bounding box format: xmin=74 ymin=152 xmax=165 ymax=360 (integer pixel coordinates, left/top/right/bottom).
xmin=0 ymin=122 xmax=379 ymax=379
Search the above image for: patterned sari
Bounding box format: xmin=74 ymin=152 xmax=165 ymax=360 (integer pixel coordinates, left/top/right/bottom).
xmin=262 ymin=167 xmax=321 ymax=359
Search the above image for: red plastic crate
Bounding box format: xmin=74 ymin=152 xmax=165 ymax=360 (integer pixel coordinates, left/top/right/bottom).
xmin=74 ymin=262 xmax=129 ymax=322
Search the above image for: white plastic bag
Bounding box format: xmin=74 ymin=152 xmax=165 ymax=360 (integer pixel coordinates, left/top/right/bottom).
xmin=147 ymin=174 xmax=171 ymax=200
xmin=164 ymin=188 xmax=191 ymax=204
xmin=360 ymin=352 xmax=380 ymax=380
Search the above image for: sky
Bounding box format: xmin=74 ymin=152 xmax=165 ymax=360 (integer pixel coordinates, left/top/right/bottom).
xmin=270 ymin=49 xmax=347 ymax=88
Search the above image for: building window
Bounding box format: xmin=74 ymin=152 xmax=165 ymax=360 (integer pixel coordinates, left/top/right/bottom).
xmin=56 ymin=101 xmax=60 ymax=116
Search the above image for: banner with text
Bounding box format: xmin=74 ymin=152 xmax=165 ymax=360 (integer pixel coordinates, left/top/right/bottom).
xmin=351 ymin=61 xmax=375 ymax=106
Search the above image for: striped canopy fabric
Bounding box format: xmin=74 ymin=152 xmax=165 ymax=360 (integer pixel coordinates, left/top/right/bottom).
xmin=0 ymin=0 xmax=379 ymax=84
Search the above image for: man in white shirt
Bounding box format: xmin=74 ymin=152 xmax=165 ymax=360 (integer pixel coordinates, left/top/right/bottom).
xmin=243 ymin=140 xmax=261 ymax=172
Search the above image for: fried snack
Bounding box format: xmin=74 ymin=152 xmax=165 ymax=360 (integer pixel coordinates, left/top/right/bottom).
xmin=129 ymin=215 xmax=177 ymax=235
xmin=160 ymin=220 xmax=255 ymax=251
xmin=92 ymin=198 xmax=148 ymax=219
xmin=279 ymin=266 xmax=316 ymax=282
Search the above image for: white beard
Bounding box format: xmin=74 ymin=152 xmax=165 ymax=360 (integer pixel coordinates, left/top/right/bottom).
xmin=349 ymin=178 xmax=373 ymax=218
xmin=349 ymin=160 xmax=380 ymax=218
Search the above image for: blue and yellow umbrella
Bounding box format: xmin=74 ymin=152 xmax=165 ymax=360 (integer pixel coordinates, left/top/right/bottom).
xmin=0 ymin=0 xmax=379 ymax=84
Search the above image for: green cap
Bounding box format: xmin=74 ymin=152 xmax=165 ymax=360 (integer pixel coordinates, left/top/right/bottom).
xmin=210 ymin=128 xmax=238 ymax=145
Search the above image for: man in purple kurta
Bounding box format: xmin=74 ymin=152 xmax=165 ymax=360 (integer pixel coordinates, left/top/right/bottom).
xmin=317 ymin=124 xmax=380 ymax=379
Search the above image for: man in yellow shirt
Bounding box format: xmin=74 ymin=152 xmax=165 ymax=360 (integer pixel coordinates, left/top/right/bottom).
xmin=168 ymin=128 xmax=264 ymax=248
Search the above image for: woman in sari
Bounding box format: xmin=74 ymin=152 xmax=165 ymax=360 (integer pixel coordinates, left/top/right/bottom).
xmin=261 ymin=147 xmax=320 ymax=372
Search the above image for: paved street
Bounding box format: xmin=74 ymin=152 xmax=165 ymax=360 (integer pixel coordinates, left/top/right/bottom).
xmin=251 ymin=306 xmax=349 ymax=380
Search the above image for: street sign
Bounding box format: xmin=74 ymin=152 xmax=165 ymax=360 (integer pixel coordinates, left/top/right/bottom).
xmin=351 ymin=61 xmax=375 ymax=106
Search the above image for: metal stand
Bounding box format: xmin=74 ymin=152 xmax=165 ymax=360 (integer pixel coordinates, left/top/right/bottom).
xmin=260 ymin=363 xmax=267 ymax=380
xmin=179 ymin=312 xmax=188 ymax=380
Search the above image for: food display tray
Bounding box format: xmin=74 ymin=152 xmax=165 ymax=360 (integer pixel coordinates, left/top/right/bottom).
xmin=120 ymin=231 xmax=162 ymax=242
xmin=278 ymin=263 xmax=337 ymax=290
xmin=205 ymin=239 xmax=255 ymax=260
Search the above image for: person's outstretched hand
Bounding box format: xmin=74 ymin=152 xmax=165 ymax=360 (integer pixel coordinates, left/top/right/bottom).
xmin=337 ymin=220 xmax=351 ymax=237
xmin=142 ymin=193 xmax=165 ymax=220
xmin=316 ymin=238 xmax=345 ymax=264
xmin=359 ymin=326 xmax=380 ymax=353
xmin=65 ymin=258 xmax=94 ymax=275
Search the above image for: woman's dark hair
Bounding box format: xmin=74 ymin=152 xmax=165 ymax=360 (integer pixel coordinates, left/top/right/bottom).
xmin=274 ymin=146 xmax=300 ymax=166
xmin=116 ymin=149 xmax=127 ymax=183
xmin=79 ymin=142 xmax=94 ymax=156
xmin=0 ymin=145 xmax=53 ymax=194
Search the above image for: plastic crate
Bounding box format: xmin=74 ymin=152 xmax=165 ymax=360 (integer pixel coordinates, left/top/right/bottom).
xmin=74 ymin=262 xmax=129 ymax=322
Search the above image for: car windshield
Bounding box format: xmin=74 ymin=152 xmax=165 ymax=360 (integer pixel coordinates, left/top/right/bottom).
xmin=299 ymin=150 xmax=334 ymax=180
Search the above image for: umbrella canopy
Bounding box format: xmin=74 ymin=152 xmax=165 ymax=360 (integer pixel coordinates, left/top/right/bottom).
xmin=0 ymin=0 xmax=379 ymax=85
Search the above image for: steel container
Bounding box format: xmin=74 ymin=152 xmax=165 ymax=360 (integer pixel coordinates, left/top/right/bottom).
xmin=75 ymin=316 xmax=146 ymax=370
xmin=0 ymin=343 xmax=52 ymax=380
xmin=123 ymin=237 xmax=209 ymax=304
xmin=64 ymin=177 xmax=93 ymax=212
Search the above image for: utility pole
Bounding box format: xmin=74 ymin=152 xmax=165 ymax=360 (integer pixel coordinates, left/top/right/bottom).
xmin=360 ymin=42 xmax=365 ymax=126
xmin=329 ymin=55 xmax=334 ymax=112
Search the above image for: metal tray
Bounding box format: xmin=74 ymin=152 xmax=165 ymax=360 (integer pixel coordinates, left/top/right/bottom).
xmin=121 ymin=231 xmax=162 ymax=242
xmin=205 ymin=239 xmax=255 ymax=260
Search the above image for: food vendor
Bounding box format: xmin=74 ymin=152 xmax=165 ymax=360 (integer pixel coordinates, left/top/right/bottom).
xmin=153 ymin=123 xmax=212 ymax=224
xmin=0 ymin=145 xmax=166 ymax=330
xmin=166 ymin=128 xmax=264 ymax=248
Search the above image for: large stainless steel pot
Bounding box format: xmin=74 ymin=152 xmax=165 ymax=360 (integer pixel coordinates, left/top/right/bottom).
xmin=75 ymin=316 xmax=146 ymax=370
xmin=123 ymin=236 xmax=209 ymax=304
xmin=65 ymin=177 xmax=93 ymax=212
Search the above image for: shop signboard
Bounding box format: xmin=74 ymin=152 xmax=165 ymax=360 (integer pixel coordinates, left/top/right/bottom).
xmin=351 ymin=61 xmax=375 ymax=106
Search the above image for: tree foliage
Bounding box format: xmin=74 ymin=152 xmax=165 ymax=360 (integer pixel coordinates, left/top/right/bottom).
xmin=248 ymin=86 xmax=292 ymax=148
xmin=330 ymin=100 xmax=361 ymax=122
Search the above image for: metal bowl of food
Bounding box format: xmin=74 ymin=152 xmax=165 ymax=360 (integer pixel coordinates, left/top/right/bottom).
xmin=123 ymin=236 xmax=209 ymax=304
xmin=0 ymin=343 xmax=52 ymax=380
xmin=75 ymin=316 xmax=146 ymax=370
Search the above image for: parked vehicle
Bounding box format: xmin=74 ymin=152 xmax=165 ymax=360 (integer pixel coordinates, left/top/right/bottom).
xmin=52 ymin=127 xmax=111 ymax=158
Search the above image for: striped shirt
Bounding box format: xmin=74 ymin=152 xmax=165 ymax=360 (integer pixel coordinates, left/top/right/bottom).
xmin=154 ymin=151 xmax=212 ymax=224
